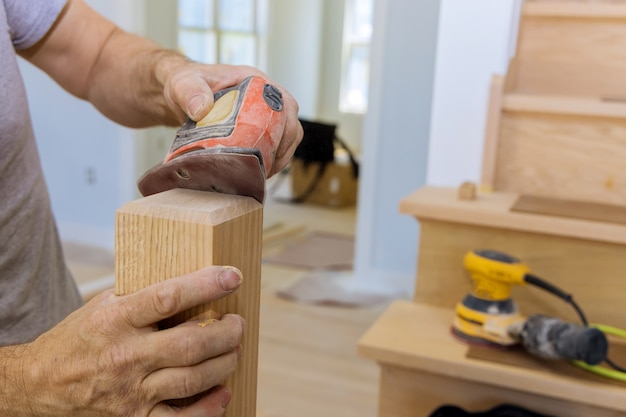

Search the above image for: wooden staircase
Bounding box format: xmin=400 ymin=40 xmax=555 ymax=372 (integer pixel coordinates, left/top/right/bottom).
xmin=359 ymin=1 xmax=626 ymax=416
xmin=482 ymin=0 xmax=626 ymax=204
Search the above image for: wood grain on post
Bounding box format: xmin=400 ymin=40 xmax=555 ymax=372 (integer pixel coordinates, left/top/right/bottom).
xmin=115 ymin=188 xmax=263 ymax=416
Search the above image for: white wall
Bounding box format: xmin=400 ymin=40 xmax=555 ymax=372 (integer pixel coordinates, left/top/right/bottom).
xmin=315 ymin=0 xmax=364 ymax=151
xmin=427 ymin=0 xmax=520 ymax=186
xmin=266 ymin=0 xmax=323 ymax=120
xmin=265 ymin=0 xmax=363 ymax=151
xmin=352 ymin=0 xmax=522 ymax=296
xmin=352 ymin=0 xmax=440 ymax=295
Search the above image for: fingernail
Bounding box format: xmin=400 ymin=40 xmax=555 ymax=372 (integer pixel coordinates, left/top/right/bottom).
xmin=188 ymin=94 xmax=207 ymax=119
xmin=222 ymin=387 xmax=232 ymax=408
xmin=218 ymin=267 xmax=242 ymax=292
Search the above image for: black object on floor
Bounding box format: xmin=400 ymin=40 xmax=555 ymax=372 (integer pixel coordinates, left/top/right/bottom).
xmin=428 ymin=404 xmax=553 ymax=417
xmin=288 ymin=119 xmax=360 ymax=204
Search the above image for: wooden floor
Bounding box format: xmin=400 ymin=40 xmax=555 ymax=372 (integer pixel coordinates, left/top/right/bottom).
xmin=257 ymin=264 xmax=383 ymax=417
xmin=64 ymin=195 xmax=386 ymax=417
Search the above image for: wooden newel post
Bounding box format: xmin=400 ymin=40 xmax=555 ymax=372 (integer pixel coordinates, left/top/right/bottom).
xmin=114 ymin=188 xmax=263 ymax=416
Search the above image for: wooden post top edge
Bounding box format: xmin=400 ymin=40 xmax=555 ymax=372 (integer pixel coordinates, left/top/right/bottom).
xmin=117 ymin=189 xmax=263 ymax=223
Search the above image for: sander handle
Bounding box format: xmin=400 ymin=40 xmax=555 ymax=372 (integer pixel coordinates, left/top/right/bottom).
xmin=513 ymin=314 xmax=608 ymax=365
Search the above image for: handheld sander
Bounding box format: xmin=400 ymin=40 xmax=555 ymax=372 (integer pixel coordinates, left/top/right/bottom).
xmin=138 ymin=75 xmax=286 ymax=203
xmin=454 ymin=249 xmax=608 ymax=365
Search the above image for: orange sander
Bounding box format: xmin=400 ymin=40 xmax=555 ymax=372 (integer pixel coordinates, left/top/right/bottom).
xmin=138 ymin=75 xmax=286 ymax=203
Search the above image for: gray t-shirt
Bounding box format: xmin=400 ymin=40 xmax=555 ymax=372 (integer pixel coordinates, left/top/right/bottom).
xmin=0 ymin=0 xmax=83 ymax=345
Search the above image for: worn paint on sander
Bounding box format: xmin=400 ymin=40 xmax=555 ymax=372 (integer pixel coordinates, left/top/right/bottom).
xmin=137 ymin=75 xmax=286 ymax=203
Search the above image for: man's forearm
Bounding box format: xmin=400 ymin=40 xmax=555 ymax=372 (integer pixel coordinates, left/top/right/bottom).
xmin=84 ymin=28 xmax=189 ymax=128
xmin=19 ymin=0 xmax=300 ymax=150
xmin=20 ymin=0 xmax=189 ymax=129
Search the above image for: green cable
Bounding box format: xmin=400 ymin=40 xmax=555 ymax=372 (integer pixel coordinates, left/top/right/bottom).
xmin=570 ymin=323 xmax=626 ymax=381
xmin=593 ymin=323 xmax=626 ymax=339
xmin=572 ymin=361 xmax=626 ymax=381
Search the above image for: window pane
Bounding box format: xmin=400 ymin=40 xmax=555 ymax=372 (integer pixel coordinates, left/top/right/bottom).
xmin=219 ymin=0 xmax=254 ymax=31
xmin=220 ymin=33 xmax=256 ymax=66
xmin=178 ymin=30 xmax=217 ymax=63
xmin=340 ymin=0 xmax=373 ymax=113
xmin=179 ymin=0 xmax=214 ymax=29
xmin=349 ymin=0 xmax=373 ymax=43
xmin=341 ymin=45 xmax=370 ymax=113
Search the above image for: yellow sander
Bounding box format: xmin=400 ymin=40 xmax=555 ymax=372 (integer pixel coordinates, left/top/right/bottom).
xmin=453 ymin=249 xmax=529 ymax=346
xmin=453 ymin=249 xmax=608 ymax=365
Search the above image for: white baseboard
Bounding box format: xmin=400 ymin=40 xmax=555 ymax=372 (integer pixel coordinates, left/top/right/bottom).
xmin=57 ymin=221 xmax=115 ymax=252
xmin=351 ymin=268 xmax=415 ymax=299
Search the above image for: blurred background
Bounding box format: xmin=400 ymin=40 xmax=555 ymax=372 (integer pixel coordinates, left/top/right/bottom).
xmin=21 ymin=0 xmax=520 ymax=298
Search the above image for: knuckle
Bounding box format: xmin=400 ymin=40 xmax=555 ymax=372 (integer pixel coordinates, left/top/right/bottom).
xmin=178 ymin=371 xmax=205 ymax=399
xmin=176 ymin=73 xmax=201 ymax=95
xmin=179 ymin=335 xmax=202 ymax=366
xmin=168 ymin=74 xmax=192 ymax=101
xmin=169 ymin=69 xmax=187 ymax=87
xmin=224 ymin=316 xmax=244 ymax=347
xmin=152 ymin=285 xmax=180 ymax=318
xmin=97 ymin=342 xmax=136 ymax=379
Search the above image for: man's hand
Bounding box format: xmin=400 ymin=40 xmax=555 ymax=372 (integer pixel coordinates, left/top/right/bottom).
xmin=7 ymin=266 xmax=244 ymax=417
xmin=163 ymin=63 xmax=304 ymax=177
xmin=20 ymin=0 xmax=303 ymax=178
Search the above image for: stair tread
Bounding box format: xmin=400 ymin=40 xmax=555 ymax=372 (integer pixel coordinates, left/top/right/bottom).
xmin=358 ymin=300 xmax=626 ymax=411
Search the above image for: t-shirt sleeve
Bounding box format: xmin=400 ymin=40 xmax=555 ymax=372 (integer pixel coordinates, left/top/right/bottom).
xmin=4 ymin=0 xmax=68 ymax=50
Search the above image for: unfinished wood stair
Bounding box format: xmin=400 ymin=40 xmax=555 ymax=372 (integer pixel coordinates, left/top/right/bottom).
xmin=359 ymin=1 xmax=626 ymax=416
xmin=359 ymin=301 xmax=626 ymax=417
xmin=510 ymin=0 xmax=626 ymax=97
xmin=482 ymin=0 xmax=626 ymax=205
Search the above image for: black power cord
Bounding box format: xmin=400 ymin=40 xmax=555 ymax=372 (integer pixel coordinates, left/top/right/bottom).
xmin=268 ymin=161 xmax=329 ymax=204
xmin=524 ymin=273 xmax=626 ymax=373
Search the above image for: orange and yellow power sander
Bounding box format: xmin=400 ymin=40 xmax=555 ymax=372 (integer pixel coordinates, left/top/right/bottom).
xmin=138 ymin=75 xmax=286 ymax=203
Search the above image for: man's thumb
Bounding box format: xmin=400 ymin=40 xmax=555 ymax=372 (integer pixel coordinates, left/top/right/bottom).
xmin=187 ymin=93 xmax=211 ymax=121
